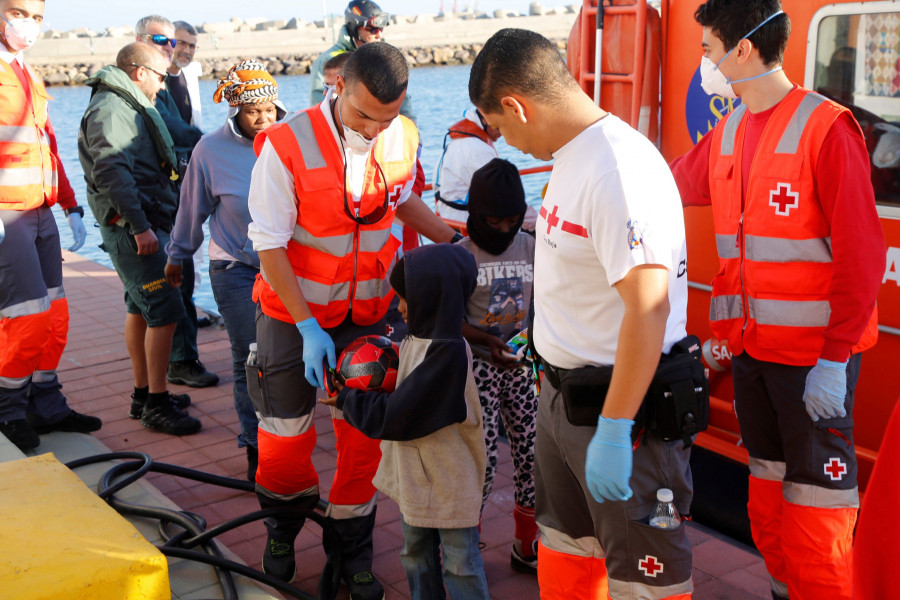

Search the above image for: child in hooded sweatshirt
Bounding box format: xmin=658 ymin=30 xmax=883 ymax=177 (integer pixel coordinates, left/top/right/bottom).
xmin=322 ymin=243 xmax=490 ymax=600
xmin=457 ymin=158 xmax=539 ymax=573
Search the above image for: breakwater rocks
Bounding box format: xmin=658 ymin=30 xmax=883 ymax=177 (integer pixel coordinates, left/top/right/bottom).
xmin=31 ymin=39 xmax=568 ymax=86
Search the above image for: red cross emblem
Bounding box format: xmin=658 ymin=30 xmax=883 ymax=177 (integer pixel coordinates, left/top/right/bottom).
xmin=388 ymin=183 xmax=405 ymax=210
xmin=543 ymin=205 xmax=561 ymax=235
xmin=539 ymin=205 xmax=589 ymax=238
xmin=769 ymin=182 xmax=799 ymax=216
xmin=639 ymin=555 xmax=664 ymax=578
xmin=824 ymin=457 xmax=847 ymax=481
xmin=386 ymin=323 xmax=394 ymax=337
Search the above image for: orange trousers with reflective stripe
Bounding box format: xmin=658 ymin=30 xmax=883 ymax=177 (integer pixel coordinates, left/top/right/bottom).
xmin=0 ymin=297 xmax=68 ymax=379
xmin=255 ymin=417 xmax=381 ymax=506
xmin=748 ymin=475 xmax=855 ymax=600
xmin=537 ymin=541 xmax=692 ymax=600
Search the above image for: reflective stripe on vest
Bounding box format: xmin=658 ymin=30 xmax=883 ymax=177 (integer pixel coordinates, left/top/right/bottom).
xmin=707 ymin=87 xmax=870 ymax=365
xmin=0 ymin=63 xmax=58 ymax=210
xmin=0 ymin=295 xmax=50 ymax=319
xmin=255 ymin=106 xmax=416 ymax=327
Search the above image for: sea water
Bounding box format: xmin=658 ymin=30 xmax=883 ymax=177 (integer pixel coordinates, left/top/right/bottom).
xmin=48 ymin=65 xmax=552 ymax=313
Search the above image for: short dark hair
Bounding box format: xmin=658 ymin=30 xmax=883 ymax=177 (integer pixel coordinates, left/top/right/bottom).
xmin=469 ymin=28 xmax=578 ymax=115
xmin=325 ymin=51 xmax=352 ymax=73
xmin=694 ymin=0 xmax=790 ymax=66
xmin=343 ymin=42 xmax=408 ymax=104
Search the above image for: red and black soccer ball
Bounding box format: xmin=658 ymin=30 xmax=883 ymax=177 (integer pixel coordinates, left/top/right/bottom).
xmin=335 ymin=335 xmax=400 ymax=393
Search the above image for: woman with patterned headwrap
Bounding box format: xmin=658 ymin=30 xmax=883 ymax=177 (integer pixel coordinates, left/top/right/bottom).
xmin=165 ymin=59 xmax=286 ymax=480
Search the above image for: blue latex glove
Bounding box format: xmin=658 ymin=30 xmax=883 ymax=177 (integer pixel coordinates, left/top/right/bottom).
xmin=803 ymin=358 xmax=848 ymax=421
xmin=296 ymin=317 xmax=336 ymax=390
xmin=67 ymin=212 xmax=87 ymax=252
xmin=586 ymin=416 xmax=635 ymax=503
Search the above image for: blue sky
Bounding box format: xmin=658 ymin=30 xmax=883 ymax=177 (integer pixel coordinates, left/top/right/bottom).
xmin=45 ymin=1 xmax=543 ymax=32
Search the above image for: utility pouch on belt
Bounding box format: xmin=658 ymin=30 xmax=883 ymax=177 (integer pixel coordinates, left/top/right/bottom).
xmin=643 ymin=335 xmax=709 ymax=448
xmin=548 ymin=335 xmax=708 ymax=448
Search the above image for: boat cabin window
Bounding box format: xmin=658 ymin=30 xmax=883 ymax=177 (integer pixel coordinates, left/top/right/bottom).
xmin=813 ymin=10 xmax=900 ymax=207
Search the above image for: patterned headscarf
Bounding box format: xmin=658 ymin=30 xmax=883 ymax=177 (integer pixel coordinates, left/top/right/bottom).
xmin=213 ymin=59 xmax=278 ymax=107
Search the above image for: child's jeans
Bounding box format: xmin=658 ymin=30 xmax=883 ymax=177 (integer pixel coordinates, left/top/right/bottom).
xmin=400 ymin=517 xmax=490 ymax=600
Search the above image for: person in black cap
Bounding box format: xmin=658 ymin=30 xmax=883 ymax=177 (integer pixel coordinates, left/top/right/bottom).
xmin=458 ymin=158 xmax=540 ymax=573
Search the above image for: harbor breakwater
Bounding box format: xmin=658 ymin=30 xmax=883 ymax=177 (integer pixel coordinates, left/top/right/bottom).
xmin=27 ymin=10 xmax=576 ymax=86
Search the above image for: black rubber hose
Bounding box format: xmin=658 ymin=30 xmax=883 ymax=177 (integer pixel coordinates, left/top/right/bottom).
xmin=65 ymin=452 xmax=342 ymax=600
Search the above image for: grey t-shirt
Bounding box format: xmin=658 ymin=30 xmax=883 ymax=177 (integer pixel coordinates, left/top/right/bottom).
xmin=458 ymin=232 xmax=535 ymax=362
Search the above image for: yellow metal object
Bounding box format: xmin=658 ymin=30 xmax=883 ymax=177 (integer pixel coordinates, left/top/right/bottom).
xmin=0 ymin=454 xmax=169 ymax=600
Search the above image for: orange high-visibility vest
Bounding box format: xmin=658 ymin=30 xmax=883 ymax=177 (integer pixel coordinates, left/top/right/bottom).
xmin=707 ymin=87 xmax=877 ymax=366
xmin=252 ymin=106 xmax=419 ymax=328
xmin=0 ymin=60 xmax=58 ymax=210
xmin=447 ymin=118 xmax=492 ymax=144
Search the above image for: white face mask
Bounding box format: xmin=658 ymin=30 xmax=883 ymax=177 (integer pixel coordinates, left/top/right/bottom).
xmin=2 ymin=16 xmax=40 ymax=52
xmin=336 ymin=97 xmax=377 ymax=154
xmin=699 ymin=10 xmax=785 ymax=100
xmin=701 ymin=55 xmax=737 ymax=99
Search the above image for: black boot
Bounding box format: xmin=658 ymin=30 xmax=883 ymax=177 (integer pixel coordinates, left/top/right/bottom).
xmin=257 ymin=492 xmax=319 ymax=582
xmin=326 ymin=509 xmax=384 ymax=600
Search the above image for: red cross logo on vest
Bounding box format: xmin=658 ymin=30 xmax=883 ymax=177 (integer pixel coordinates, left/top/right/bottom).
xmin=769 ymin=182 xmax=799 ymax=216
xmin=388 ymin=183 xmax=405 ymax=210
xmin=824 ymin=457 xmax=848 ymax=481
xmin=638 ymin=555 xmax=664 ymax=578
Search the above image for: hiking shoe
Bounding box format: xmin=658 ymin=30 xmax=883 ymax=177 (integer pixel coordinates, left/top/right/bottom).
xmin=0 ymin=419 xmax=39 ymax=451
xmin=140 ymin=398 xmax=201 ymax=435
xmin=129 ymin=392 xmax=191 ymax=419
xmin=167 ymin=359 xmax=220 ymax=388
xmin=262 ymin=536 xmax=296 ymax=582
xmin=510 ymin=541 xmax=538 ymax=574
xmin=246 ymin=444 xmax=259 ymax=482
xmin=345 ymin=571 xmax=384 ymax=600
xmin=32 ymin=411 xmax=102 ymax=435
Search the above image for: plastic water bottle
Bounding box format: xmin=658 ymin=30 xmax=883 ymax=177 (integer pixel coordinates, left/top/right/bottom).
xmin=247 ymin=343 xmax=258 ymax=368
xmin=649 ymin=488 xmax=681 ymax=529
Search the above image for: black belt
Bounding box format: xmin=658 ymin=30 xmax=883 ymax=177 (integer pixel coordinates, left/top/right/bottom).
xmin=435 ymin=191 xmax=469 ymax=211
xmin=540 ymin=358 xmax=569 ymax=390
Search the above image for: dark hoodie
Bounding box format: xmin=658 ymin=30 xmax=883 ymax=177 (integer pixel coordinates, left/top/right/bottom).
xmin=336 ymin=243 xmax=478 ymax=441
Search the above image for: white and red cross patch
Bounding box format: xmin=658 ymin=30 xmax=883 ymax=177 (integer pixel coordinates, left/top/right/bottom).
xmin=769 ymin=182 xmax=799 ymax=216
xmin=638 ymin=554 xmax=664 ymax=578
xmin=824 ymin=457 xmax=848 ymax=481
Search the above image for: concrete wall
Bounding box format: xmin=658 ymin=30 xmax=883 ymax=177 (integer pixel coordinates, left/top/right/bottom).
xmin=27 ymin=13 xmax=577 ymax=66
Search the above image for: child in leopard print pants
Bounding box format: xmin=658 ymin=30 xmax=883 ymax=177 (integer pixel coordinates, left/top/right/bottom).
xmin=458 ymin=158 xmax=539 ymax=573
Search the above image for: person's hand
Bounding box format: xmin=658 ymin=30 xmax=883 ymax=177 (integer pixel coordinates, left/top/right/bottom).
xmin=133 ymin=229 xmax=159 ymax=256
xmin=165 ymin=263 xmax=183 ymax=288
xmin=586 ymin=416 xmax=635 ymax=503
xmin=296 ymin=317 xmax=336 ymax=389
xmin=487 ymin=335 xmax=521 ymax=369
xmin=66 ymin=212 xmax=87 ymax=252
xmin=803 ymin=358 xmax=848 ymax=421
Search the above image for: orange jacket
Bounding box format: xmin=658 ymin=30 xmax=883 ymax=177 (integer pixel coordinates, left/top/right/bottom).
xmin=0 ymin=60 xmax=60 ymax=210
xmin=252 ymin=107 xmax=419 ymax=328
xmin=707 ymin=87 xmax=877 ymax=366
xmin=447 ymin=118 xmax=492 ymax=144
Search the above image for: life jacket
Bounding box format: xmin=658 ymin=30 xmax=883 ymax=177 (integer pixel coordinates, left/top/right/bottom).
xmin=434 ymin=118 xmax=493 ymax=208
xmin=0 ymin=59 xmax=58 ymax=210
xmin=252 ymin=106 xmax=419 ymax=328
xmin=707 ymin=86 xmax=878 ymax=366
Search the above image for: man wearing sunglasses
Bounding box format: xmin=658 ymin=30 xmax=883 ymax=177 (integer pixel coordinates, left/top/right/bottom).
xmin=136 ymin=14 xmax=217 ymax=391
xmin=247 ymin=42 xmax=457 ymax=599
xmin=0 ymin=0 xmax=99 ymax=452
xmin=308 ymin=0 xmax=414 ymax=121
xmin=79 ymin=42 xmax=202 ymax=437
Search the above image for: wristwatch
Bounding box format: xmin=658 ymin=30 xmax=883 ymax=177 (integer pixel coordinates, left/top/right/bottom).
xmin=451 ymin=231 xmax=464 ymax=244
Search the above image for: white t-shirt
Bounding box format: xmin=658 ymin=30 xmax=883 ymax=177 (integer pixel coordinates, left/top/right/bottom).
xmin=248 ymin=92 xmax=414 ymax=252
xmin=534 ymin=115 xmax=688 ymax=369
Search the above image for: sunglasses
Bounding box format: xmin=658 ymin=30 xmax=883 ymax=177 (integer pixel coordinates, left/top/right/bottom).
xmin=142 ymin=34 xmax=177 ymax=48
xmin=131 ymin=63 xmax=168 ymax=83
xmin=363 ymin=26 xmax=383 ymax=35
